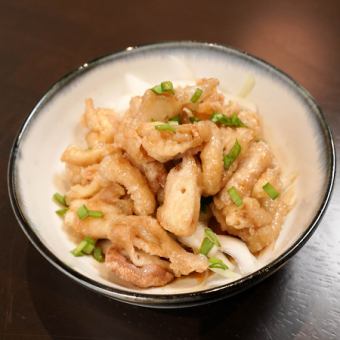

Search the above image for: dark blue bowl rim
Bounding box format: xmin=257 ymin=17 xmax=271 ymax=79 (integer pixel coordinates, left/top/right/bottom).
xmin=7 ymin=41 xmax=336 ymax=306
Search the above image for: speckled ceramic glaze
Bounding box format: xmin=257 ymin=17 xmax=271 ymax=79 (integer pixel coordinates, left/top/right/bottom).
xmin=8 ymin=42 xmax=335 ymax=308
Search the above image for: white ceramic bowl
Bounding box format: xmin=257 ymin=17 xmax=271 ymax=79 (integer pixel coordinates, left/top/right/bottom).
xmin=8 ymin=42 xmax=335 ymax=308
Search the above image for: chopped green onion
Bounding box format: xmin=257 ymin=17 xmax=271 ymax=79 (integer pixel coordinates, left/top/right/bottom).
xmin=77 ymin=205 xmax=89 ymax=220
xmin=199 ymin=237 xmax=214 ymax=256
xmin=230 ymin=112 xmax=246 ymax=127
xmin=161 ymin=81 xmax=174 ymax=93
xmin=208 ymin=257 xmax=229 ymax=270
xmin=93 ymin=247 xmax=105 ymax=262
xmin=199 ymin=227 xmax=220 ymax=256
xmin=77 ymin=205 xmax=104 ymax=220
xmin=210 ymin=112 xmax=225 ymax=123
xmin=263 ymin=182 xmax=280 ymax=200
xmin=155 ymin=123 xmax=176 ymax=132
xmin=190 ymin=88 xmax=203 ymax=103
xmin=151 ymin=84 xmax=163 ymax=94
xmin=83 ymin=243 xmax=95 ymax=255
xmin=228 ymin=186 xmax=243 ymax=207
xmin=84 ymin=236 xmax=95 ymax=245
xmin=53 ymin=193 xmax=67 ymax=207
xmin=71 ymin=237 xmax=96 ymax=256
xmin=71 ymin=240 xmax=88 ymax=257
xmin=88 ymin=210 xmax=104 ymax=218
xmin=210 ymin=112 xmax=246 ymax=127
xmin=223 ymin=139 xmax=241 ymax=169
xmin=169 ymin=115 xmax=180 ymax=123
xmin=151 ymin=81 xmax=174 ymax=95
xmin=189 ymin=116 xmax=200 ymax=123
xmin=204 ymin=227 xmax=221 ymax=247
xmin=55 ymin=208 xmax=68 ymax=217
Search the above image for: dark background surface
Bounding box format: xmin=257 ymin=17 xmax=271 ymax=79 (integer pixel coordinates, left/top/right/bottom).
xmin=1 ymin=1 xmax=340 ymax=339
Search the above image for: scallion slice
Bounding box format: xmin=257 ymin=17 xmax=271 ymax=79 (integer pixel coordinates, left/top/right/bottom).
xmin=84 ymin=236 xmax=95 ymax=245
xmin=151 ymin=81 xmax=174 ymax=95
xmin=155 ymin=123 xmax=176 ymax=132
xmin=199 ymin=237 xmax=214 ymax=256
xmin=228 ymin=186 xmax=243 ymax=207
xmin=151 ymin=84 xmax=163 ymax=94
xmin=204 ymin=227 xmax=221 ymax=247
xmin=161 ymin=81 xmax=174 ymax=93
xmin=53 ymin=193 xmax=67 ymax=207
xmin=263 ymin=182 xmax=280 ymax=200
xmin=210 ymin=112 xmax=226 ymax=123
xmin=223 ymin=139 xmax=241 ymax=169
xmin=71 ymin=240 xmax=88 ymax=257
xmin=93 ymin=247 xmax=105 ymax=262
xmin=169 ymin=115 xmax=180 ymax=123
xmin=83 ymin=243 xmax=95 ymax=255
xmin=208 ymin=257 xmax=229 ymax=270
xmin=77 ymin=205 xmax=89 ymax=220
xmin=199 ymin=227 xmax=220 ymax=256
xmin=210 ymin=112 xmax=246 ymax=127
xmin=88 ymin=210 xmax=104 ymax=218
xmin=71 ymin=237 xmax=96 ymax=256
xmin=55 ymin=208 xmax=68 ymax=217
xmin=77 ymin=205 xmax=104 ymax=220
xmin=190 ymin=88 xmax=203 ymax=103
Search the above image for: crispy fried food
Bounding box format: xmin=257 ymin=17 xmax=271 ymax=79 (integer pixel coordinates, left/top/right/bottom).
xmin=105 ymin=247 xmax=174 ymax=288
xmin=99 ymin=151 xmax=156 ymax=215
xmin=238 ymin=110 xmax=262 ymax=139
xmin=157 ymin=156 xmax=201 ymax=237
xmin=83 ymin=98 xmax=119 ymax=146
xmin=66 ymin=179 xmax=102 ymax=202
xmin=212 ymin=200 xmax=288 ymax=253
xmin=195 ymin=78 xmax=225 ymax=117
xmin=200 ymin=121 xmax=224 ymax=195
xmin=64 ymin=198 xmax=133 ymax=239
xmin=211 ymin=141 xmax=282 ymax=253
xmin=108 ymin=216 xmax=208 ymax=276
xmin=215 ymin=141 xmax=272 ymax=209
xmin=137 ymin=122 xmax=204 ymax=162
xmin=138 ymin=90 xmax=182 ymax=122
xmin=59 ymin=78 xmax=293 ymax=288
xmin=115 ymin=96 xmax=167 ymax=193
xmin=61 ymin=143 xmax=116 ymax=167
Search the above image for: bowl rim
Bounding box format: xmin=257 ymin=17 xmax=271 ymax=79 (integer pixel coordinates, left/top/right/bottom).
xmin=7 ymin=41 xmax=336 ymax=307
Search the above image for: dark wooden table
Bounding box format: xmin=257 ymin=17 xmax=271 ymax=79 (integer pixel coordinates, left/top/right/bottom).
xmin=1 ymin=1 xmax=340 ymax=339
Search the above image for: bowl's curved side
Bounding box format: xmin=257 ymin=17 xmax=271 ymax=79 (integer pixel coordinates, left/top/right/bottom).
xmin=7 ymin=41 xmax=336 ymax=307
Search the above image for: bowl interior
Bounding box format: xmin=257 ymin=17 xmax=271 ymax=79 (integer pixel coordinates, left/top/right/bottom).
xmin=11 ymin=42 xmax=333 ymax=298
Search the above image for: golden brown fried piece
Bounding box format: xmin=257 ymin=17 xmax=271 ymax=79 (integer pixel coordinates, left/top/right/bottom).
xmin=137 ymin=122 xmax=204 ymax=163
xmin=99 ymin=151 xmax=156 ymax=216
xmin=215 ymin=141 xmax=272 ymax=210
xmin=61 ymin=143 xmax=116 ymax=167
xmin=60 ymin=78 xmax=293 ymax=287
xmin=200 ymin=121 xmax=224 ymax=196
xmin=212 ymin=200 xmax=289 ymax=253
xmin=138 ymin=90 xmax=182 ymax=122
xmin=115 ymin=96 xmax=168 ymax=193
xmin=83 ymin=98 xmax=119 ymax=146
xmin=64 ymin=198 xmax=133 ymax=240
xmin=211 ymin=140 xmax=289 ymax=253
xmin=157 ymin=156 xmax=201 ymax=237
xmin=108 ymin=216 xmax=208 ymax=277
xmin=105 ymin=248 xmax=174 ymax=288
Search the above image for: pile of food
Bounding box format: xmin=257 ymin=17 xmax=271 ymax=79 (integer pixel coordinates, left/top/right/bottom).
xmin=53 ymin=78 xmax=292 ymax=288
